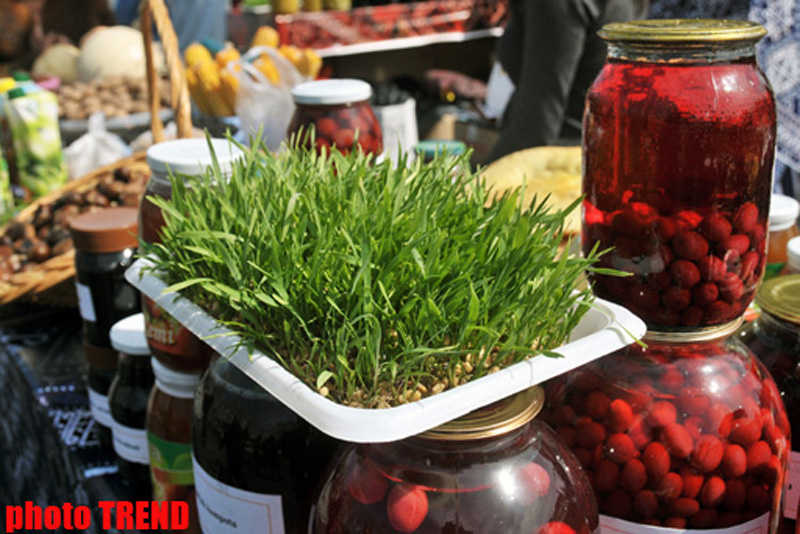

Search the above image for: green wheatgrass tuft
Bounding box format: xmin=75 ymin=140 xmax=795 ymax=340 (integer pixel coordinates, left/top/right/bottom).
xmin=144 ymin=138 xmax=617 ymax=408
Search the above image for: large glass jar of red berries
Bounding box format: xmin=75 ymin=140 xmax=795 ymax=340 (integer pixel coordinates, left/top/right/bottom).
xmin=545 ymin=319 xmax=789 ymax=533
xmin=739 ymin=275 xmax=800 ymax=532
xmin=288 ymin=79 xmax=383 ymax=156
xmin=310 ymin=387 xmax=598 ymax=534
xmin=583 ymin=20 xmax=776 ymax=330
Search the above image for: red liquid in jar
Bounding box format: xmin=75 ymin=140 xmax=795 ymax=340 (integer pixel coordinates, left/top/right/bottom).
xmin=583 ymin=58 xmax=776 ymax=328
xmin=288 ymin=102 xmax=383 ymax=157
xmin=545 ymin=339 xmax=789 ymax=530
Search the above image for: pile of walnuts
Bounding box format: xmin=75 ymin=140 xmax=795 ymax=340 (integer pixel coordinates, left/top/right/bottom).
xmin=57 ymin=75 xmax=171 ymax=121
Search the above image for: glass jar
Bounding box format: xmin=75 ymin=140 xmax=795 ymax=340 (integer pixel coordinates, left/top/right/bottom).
xmin=146 ymin=359 xmax=202 ymax=534
xmin=142 ymin=139 xmax=244 ymax=372
xmin=311 ymin=387 xmax=598 ymax=534
xmin=84 ymin=338 xmax=118 ymax=449
xmin=788 ymin=237 xmax=800 ymax=275
xmin=544 ymin=320 xmax=789 ymax=532
xmin=739 ymin=275 xmax=800 ymax=529
xmin=766 ymin=195 xmax=800 ymax=279
xmin=583 ymin=20 xmax=776 ymax=330
xmin=288 ymin=79 xmax=383 ymax=157
xmin=192 ymin=357 xmax=340 ymax=534
xmin=109 ymin=313 xmax=153 ymax=498
xmin=70 ymin=207 xmax=140 ymax=348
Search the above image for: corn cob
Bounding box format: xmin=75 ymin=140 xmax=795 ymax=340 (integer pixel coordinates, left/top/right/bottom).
xmin=219 ymin=69 xmax=239 ymax=115
xmin=297 ymin=49 xmax=322 ymax=78
xmin=254 ymin=53 xmax=281 ymax=84
xmin=185 ymin=43 xmax=213 ymax=68
xmin=215 ymin=45 xmax=241 ymax=69
xmin=186 ymin=66 xmax=213 ymax=115
xmin=250 ymin=26 xmax=280 ymax=49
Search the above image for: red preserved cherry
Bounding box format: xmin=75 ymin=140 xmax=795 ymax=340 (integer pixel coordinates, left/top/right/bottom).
xmin=672 ymin=232 xmax=710 ymax=261
xmin=347 ymin=460 xmax=388 ymax=504
xmin=698 ymin=214 xmax=732 ymax=242
xmin=387 ymin=484 xmax=428 ymax=533
xmin=538 ymin=522 xmax=576 ymax=534
xmin=670 ymin=260 xmax=701 ymax=288
xmin=733 ymin=202 xmax=758 ymax=233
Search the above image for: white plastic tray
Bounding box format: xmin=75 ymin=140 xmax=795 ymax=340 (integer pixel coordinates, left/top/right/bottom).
xmin=126 ymin=258 xmax=646 ymax=443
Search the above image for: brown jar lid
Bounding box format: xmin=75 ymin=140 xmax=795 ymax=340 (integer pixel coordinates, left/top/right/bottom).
xmin=70 ymin=207 xmax=138 ymax=253
xmin=83 ymin=338 xmax=119 ymax=370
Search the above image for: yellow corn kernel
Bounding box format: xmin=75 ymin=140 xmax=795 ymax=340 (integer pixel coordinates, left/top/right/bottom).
xmin=278 ymin=45 xmax=303 ymax=68
xmin=215 ymin=45 xmax=241 ymax=69
xmin=185 ymin=43 xmax=213 ymax=68
xmin=297 ymin=49 xmax=322 ymax=78
xmin=254 ymin=54 xmax=280 ymax=84
xmin=250 ymin=26 xmax=280 ymax=49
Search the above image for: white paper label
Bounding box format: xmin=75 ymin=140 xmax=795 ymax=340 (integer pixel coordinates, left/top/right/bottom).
xmin=783 ymin=450 xmax=800 ymax=519
xmin=88 ymin=387 xmax=112 ymax=427
xmin=112 ymin=421 xmax=149 ymax=465
xmin=75 ymin=282 xmax=96 ymax=322
xmin=193 ymin=455 xmax=285 ymax=534
xmin=600 ymin=512 xmax=769 ymax=534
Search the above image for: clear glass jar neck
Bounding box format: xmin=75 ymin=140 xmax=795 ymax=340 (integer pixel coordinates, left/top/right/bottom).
xmin=606 ymin=41 xmax=757 ymax=64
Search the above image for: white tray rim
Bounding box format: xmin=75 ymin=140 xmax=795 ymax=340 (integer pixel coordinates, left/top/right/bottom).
xmin=126 ymin=258 xmax=646 ymax=443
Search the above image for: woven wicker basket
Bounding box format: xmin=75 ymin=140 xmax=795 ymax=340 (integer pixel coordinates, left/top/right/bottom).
xmin=0 ymin=0 xmax=193 ymax=307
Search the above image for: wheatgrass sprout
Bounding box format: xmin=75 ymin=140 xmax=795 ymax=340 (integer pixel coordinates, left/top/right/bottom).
xmin=144 ymin=138 xmax=616 ymax=408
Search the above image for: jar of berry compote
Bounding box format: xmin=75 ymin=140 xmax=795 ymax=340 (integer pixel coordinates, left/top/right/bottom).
xmin=310 ymin=387 xmax=598 ymax=534
xmin=288 ymin=79 xmax=383 ymax=156
xmin=545 ymin=319 xmax=789 ymax=533
xmin=583 ymin=20 xmax=776 ymax=329
xmin=739 ymin=275 xmax=800 ymax=532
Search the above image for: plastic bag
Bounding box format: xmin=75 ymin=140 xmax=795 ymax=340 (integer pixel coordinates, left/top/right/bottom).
xmin=235 ymin=46 xmax=307 ymax=151
xmin=64 ymin=113 xmax=131 ymax=179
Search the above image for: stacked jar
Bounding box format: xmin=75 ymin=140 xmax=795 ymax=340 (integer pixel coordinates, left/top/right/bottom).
xmin=108 ymin=314 xmax=153 ymax=498
xmin=192 ymin=356 xmax=339 ymax=534
xmin=141 ymin=139 xmax=245 ymax=373
xmin=739 ymin=275 xmax=800 ymax=533
xmin=311 ymin=387 xmax=599 ymax=534
xmin=288 ymin=79 xmax=383 ymax=157
xmin=70 ymin=207 xmax=141 ymax=448
xmin=564 ymin=19 xmax=790 ymax=534
xmin=147 ymin=359 xmax=201 ymax=534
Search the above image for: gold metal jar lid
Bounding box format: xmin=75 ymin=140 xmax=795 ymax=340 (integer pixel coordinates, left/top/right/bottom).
xmin=599 ymin=19 xmax=766 ymax=43
xmin=419 ymin=386 xmax=544 ymax=442
xmin=756 ymin=275 xmax=800 ymax=325
xmin=645 ymin=317 xmax=744 ymax=343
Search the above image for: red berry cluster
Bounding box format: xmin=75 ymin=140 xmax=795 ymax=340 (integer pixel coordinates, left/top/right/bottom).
xmin=545 ymin=352 xmax=789 ymax=528
xmin=584 ymin=200 xmax=766 ymax=328
xmin=343 ymin=456 xmax=582 ymax=533
xmin=291 ymin=103 xmax=383 ymax=156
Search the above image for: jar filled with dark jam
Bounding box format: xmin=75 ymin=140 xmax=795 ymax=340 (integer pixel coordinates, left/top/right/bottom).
xmin=544 ymin=320 xmax=789 ymax=533
xmin=739 ymin=275 xmax=800 ymax=531
xmin=146 ymin=359 xmax=202 ymax=534
xmin=583 ymin=20 xmax=776 ymax=330
xmin=109 ymin=313 xmax=153 ymax=498
xmin=192 ymin=357 xmax=339 ymax=534
xmin=288 ymin=79 xmax=383 ymax=156
xmin=85 ymin=339 xmax=118 ymax=449
xmin=311 ymin=387 xmax=598 ymax=534
xmin=70 ymin=207 xmax=140 ymax=348
xmin=141 ymin=139 xmax=244 ymax=372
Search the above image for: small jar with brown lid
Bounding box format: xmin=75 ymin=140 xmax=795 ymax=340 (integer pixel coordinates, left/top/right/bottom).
xmin=70 ymin=207 xmax=140 ymax=348
xmin=311 ymin=387 xmax=598 ymax=534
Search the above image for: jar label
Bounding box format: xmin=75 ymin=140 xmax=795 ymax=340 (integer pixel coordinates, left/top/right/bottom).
xmin=143 ymin=296 xmax=199 ymax=357
xmin=599 ymin=512 xmax=769 ymax=534
xmin=88 ymin=387 xmax=112 ymax=428
xmin=783 ymin=450 xmax=800 ymax=519
xmin=112 ymin=420 xmax=149 ymax=465
xmin=76 ymin=281 xmax=96 ymax=322
xmin=147 ymin=432 xmax=194 ymax=500
xmin=192 ymin=456 xmax=286 ymax=534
